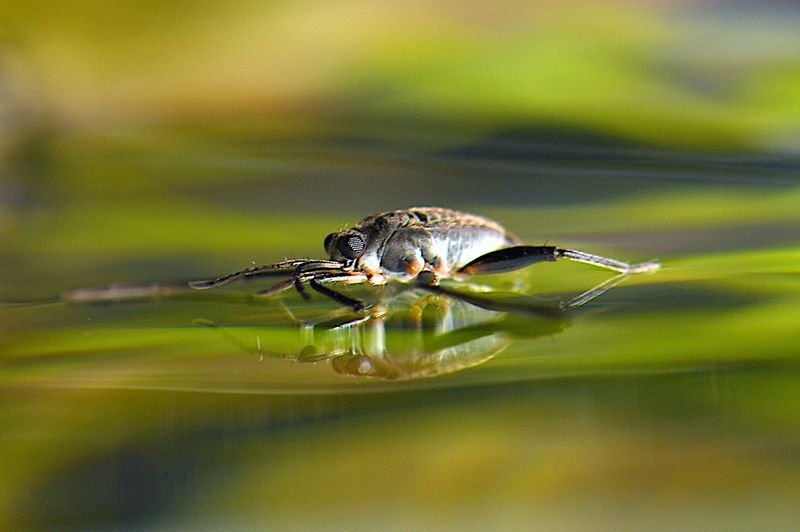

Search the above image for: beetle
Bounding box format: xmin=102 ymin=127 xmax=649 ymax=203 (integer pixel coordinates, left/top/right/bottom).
xmin=190 ymin=207 xmax=659 ymax=311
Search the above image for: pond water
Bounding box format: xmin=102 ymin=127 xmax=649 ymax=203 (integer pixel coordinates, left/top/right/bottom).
xmin=1 ymin=126 xmax=800 ymax=529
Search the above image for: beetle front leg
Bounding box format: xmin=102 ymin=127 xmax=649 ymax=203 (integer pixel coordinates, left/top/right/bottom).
xmin=309 ymin=281 xmax=365 ymax=311
xmin=190 ymin=259 xmax=344 ymax=289
xmin=308 ymin=272 xmax=371 ymax=311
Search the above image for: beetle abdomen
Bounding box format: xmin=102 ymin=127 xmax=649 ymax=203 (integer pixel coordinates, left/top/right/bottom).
xmin=432 ymin=225 xmax=517 ymax=271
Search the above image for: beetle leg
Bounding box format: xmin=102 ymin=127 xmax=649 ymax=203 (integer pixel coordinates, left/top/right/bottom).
xmin=294 ymin=278 xmax=312 ymax=300
xmin=304 ymin=271 xmax=370 ymax=286
xmin=416 ymin=273 xmax=631 ymax=315
xmin=293 ymin=261 xmax=350 ymax=275
xmin=563 ymin=272 xmax=631 ymax=308
xmin=251 ymin=267 xmax=365 ymax=303
xmin=415 ymin=269 xmax=440 ymax=287
xmin=556 ymin=249 xmax=660 ymax=274
xmin=458 ymin=246 xmax=559 ymax=275
xmin=403 ymin=255 xmax=425 ymax=277
xmin=302 ymin=271 xmax=371 ymax=311
xmin=253 ymin=277 xmax=296 ymax=298
xmin=458 ymin=246 xmax=659 ymax=275
xmin=415 ymin=280 xmax=563 ymax=318
xmin=190 ymin=259 xmax=343 ymax=289
xmin=308 ymin=281 xmax=364 ymax=311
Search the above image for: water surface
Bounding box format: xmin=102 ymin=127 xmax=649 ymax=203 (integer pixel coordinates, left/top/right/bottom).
xmin=1 ymin=128 xmax=800 ymax=530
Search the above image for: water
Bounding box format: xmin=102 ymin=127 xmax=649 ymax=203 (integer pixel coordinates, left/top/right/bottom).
xmin=2 ymin=126 xmax=800 ymax=530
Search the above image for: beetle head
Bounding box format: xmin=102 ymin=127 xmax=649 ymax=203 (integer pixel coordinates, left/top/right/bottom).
xmin=324 ymin=230 xmax=368 ymax=264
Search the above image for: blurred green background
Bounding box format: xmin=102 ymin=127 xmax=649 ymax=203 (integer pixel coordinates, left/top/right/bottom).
xmin=1 ymin=1 xmax=800 ymax=530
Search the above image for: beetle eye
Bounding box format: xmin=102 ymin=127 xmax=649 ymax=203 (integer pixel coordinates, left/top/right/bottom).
xmin=338 ymin=234 xmax=365 ymax=259
xmin=323 ymin=233 xmax=335 ymax=253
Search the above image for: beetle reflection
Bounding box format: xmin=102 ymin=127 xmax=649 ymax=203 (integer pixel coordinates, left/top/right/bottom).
xmin=202 ymin=271 xmax=635 ymax=380
xmin=315 ymin=294 xmax=567 ymax=380
xmin=206 ymin=284 xmax=597 ymax=380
